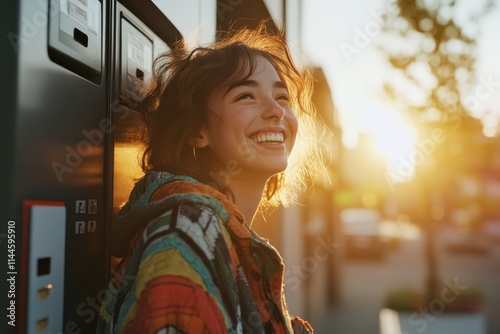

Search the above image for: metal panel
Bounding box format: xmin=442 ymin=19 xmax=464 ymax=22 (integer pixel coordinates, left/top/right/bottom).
xmin=48 ymin=0 xmax=103 ymax=83
xmin=1 ymin=0 xmax=108 ymax=333
xmin=111 ymin=3 xmax=179 ymax=217
xmin=119 ymin=17 xmax=153 ymax=108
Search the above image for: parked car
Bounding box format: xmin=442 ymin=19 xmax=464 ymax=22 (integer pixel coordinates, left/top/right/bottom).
xmin=341 ymin=208 xmax=385 ymax=259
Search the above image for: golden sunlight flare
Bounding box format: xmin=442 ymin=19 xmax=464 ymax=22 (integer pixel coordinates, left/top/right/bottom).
xmin=368 ymin=108 xmax=417 ymax=181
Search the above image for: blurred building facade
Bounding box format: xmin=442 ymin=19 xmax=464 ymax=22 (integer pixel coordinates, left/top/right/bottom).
xmin=422 ymin=116 xmax=500 ymax=232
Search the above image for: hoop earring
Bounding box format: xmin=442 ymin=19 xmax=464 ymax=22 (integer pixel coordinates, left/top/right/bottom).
xmin=192 ymin=146 xmax=198 ymax=162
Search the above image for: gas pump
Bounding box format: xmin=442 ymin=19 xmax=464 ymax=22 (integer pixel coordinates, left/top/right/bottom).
xmin=2 ymin=0 xmax=108 ymax=332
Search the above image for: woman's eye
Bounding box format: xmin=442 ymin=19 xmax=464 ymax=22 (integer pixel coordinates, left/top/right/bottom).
xmin=236 ymin=92 xmax=255 ymax=100
xmin=276 ymin=94 xmax=290 ymax=103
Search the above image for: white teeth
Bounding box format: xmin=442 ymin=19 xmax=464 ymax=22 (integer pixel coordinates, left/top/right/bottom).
xmin=254 ymin=132 xmax=284 ymax=143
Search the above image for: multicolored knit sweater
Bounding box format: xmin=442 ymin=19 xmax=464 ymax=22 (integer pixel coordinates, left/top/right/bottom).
xmin=97 ymin=172 xmax=313 ymax=334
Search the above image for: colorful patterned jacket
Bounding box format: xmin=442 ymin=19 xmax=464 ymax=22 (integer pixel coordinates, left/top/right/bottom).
xmin=97 ymin=172 xmax=313 ymax=334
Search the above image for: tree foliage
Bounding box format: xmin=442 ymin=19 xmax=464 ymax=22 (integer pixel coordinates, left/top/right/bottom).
xmin=382 ymin=0 xmax=495 ymax=123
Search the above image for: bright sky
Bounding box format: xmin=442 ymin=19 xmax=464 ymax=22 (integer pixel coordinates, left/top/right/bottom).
xmin=301 ymin=0 xmax=500 ymax=150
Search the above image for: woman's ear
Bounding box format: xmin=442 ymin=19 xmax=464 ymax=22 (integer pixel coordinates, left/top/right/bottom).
xmin=189 ymin=126 xmax=209 ymax=148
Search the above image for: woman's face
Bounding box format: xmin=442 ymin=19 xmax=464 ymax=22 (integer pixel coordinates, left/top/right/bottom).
xmin=199 ymin=56 xmax=298 ymax=181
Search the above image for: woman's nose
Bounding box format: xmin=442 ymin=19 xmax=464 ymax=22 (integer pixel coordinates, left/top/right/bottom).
xmin=262 ymin=97 xmax=286 ymax=120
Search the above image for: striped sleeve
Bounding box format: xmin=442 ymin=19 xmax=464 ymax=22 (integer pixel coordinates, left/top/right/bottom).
xmin=113 ymin=203 xmax=240 ymax=334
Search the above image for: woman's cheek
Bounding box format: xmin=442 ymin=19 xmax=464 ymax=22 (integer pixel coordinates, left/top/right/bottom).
xmin=288 ymin=112 xmax=299 ymax=140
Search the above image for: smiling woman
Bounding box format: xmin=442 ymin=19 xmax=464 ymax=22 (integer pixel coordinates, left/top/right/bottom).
xmin=201 ymin=56 xmax=299 ymax=194
xmin=97 ymin=25 xmax=326 ymax=334
xmin=139 ymin=27 xmax=323 ymax=209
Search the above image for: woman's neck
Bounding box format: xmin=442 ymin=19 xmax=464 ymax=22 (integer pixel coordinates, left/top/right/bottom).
xmin=227 ymin=177 xmax=266 ymax=227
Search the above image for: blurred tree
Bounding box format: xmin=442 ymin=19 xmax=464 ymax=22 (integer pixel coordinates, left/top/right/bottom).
xmin=383 ymin=0 xmax=495 ymax=121
xmin=380 ymin=0 xmax=496 ymax=302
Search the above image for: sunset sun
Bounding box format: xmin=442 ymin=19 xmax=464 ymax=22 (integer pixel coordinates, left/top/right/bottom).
xmin=368 ymin=108 xmax=417 ymax=181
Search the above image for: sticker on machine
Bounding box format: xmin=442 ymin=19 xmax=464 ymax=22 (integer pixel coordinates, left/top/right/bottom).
xmin=60 ymin=0 xmax=100 ymax=35
xmin=75 ymin=221 xmax=86 ymax=234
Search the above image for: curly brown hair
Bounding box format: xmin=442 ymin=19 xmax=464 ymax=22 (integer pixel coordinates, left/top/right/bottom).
xmin=140 ymin=25 xmax=326 ymax=208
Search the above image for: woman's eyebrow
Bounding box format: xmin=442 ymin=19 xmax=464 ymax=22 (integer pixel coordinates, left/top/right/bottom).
xmin=223 ymin=80 xmax=258 ymax=97
xmin=223 ymin=80 xmax=288 ymax=97
xmin=274 ymin=81 xmax=287 ymax=90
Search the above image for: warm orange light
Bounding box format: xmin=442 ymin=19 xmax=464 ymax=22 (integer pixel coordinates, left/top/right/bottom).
xmin=368 ymin=108 xmax=417 ymax=181
xmin=113 ymin=143 xmax=144 ymax=213
xmin=361 ymin=193 xmax=378 ymax=208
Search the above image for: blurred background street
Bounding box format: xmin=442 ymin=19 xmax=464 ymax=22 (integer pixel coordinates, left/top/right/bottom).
xmin=309 ymin=224 xmax=500 ymax=333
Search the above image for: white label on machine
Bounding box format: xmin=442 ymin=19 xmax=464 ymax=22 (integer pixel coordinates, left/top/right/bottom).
xmin=60 ymin=0 xmax=100 ymax=35
xmin=127 ymin=32 xmax=153 ymax=70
